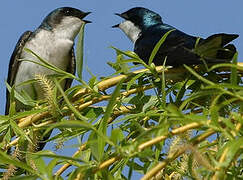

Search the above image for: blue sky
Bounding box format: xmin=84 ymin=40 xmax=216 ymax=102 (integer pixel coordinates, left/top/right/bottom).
xmin=0 ymin=0 xmax=242 ymax=178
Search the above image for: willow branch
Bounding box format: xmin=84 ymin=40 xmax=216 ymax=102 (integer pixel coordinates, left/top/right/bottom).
xmin=212 ymin=114 xmax=243 ymax=180
xmin=54 ymin=105 xmax=135 ymax=176
xmin=16 ymin=84 xmax=153 ymax=130
xmin=94 ymin=156 xmax=122 ymax=173
xmin=108 ymin=105 xmax=136 ymax=123
xmin=138 ymin=122 xmax=202 ymax=151
xmin=92 ymin=123 xmax=214 ymax=175
xmin=55 ymin=143 xmax=87 ymax=176
xmin=6 ymin=120 xmax=55 ymax=149
xmin=141 ymin=129 xmax=215 ymax=180
xmin=73 ymin=62 xmax=243 ymax=100
xmin=14 ymin=62 xmax=243 ymax=129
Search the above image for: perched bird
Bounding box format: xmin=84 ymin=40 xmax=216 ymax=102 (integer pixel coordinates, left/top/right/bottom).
xmin=5 ymin=7 xmax=91 ymax=150
xmin=113 ymin=7 xmax=238 ymax=66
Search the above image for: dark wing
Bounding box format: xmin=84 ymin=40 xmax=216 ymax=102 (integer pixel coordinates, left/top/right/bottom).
xmin=64 ymin=47 xmax=76 ymax=90
xmin=196 ymin=33 xmax=238 ymax=61
xmin=134 ymin=25 xmax=200 ymax=66
xmin=199 ymin=33 xmax=238 ymax=48
xmin=5 ymin=31 xmax=32 ymax=115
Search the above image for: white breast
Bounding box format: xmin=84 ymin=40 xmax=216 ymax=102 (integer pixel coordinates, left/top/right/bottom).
xmin=118 ymin=20 xmax=141 ymax=43
xmin=14 ymin=29 xmax=73 ymax=101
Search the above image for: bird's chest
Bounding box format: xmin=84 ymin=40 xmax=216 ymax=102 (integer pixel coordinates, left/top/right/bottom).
xmin=14 ymin=31 xmax=73 ymax=100
xmin=23 ymin=32 xmax=72 ymax=68
xmin=16 ymin=31 xmax=73 ymax=81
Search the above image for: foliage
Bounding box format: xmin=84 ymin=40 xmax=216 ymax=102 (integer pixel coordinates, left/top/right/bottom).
xmin=0 ymin=26 xmax=243 ymax=180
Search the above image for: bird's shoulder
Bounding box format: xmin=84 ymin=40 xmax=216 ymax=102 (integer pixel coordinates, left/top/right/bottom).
xmin=146 ymin=23 xmax=175 ymax=34
xmin=134 ymin=23 xmax=199 ymax=65
xmin=5 ymin=31 xmax=32 ymax=115
xmin=142 ymin=23 xmax=195 ymax=44
xmin=7 ymin=31 xmax=33 ymax=86
xmin=136 ymin=23 xmax=197 ymax=52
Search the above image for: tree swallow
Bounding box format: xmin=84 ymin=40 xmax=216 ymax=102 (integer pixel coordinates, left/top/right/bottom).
xmin=113 ymin=7 xmax=239 ymax=66
xmin=5 ymin=7 xmax=91 ymax=152
xmin=6 ymin=7 xmax=91 ymax=114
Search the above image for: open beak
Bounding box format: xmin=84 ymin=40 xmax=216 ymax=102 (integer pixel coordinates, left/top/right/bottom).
xmin=83 ymin=20 xmax=92 ymax=24
xmin=114 ymin=13 xmax=122 ymax=18
xmin=114 ymin=12 xmax=128 ymax=19
xmin=112 ymin=24 xmax=119 ymax=28
xmin=82 ymin=12 xmax=92 ymax=23
xmin=112 ymin=13 xmax=127 ymax=28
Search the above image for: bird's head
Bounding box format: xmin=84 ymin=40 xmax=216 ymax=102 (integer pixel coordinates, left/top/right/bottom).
xmin=113 ymin=7 xmax=162 ymax=43
xmin=40 ymin=7 xmax=91 ymax=39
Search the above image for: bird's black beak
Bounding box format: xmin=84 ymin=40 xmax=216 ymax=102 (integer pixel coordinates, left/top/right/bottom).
xmin=82 ymin=12 xmax=92 ymax=23
xmin=114 ymin=13 xmax=128 ymax=19
xmin=112 ymin=13 xmax=127 ymax=28
xmin=83 ymin=12 xmax=91 ymax=18
xmin=115 ymin=13 xmax=122 ymax=18
xmin=83 ymin=20 xmax=92 ymax=24
xmin=112 ymin=24 xmax=119 ymax=28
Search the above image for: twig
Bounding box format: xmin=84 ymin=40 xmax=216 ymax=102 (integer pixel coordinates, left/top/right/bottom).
xmin=91 ymin=123 xmax=211 ymax=176
xmin=73 ymin=66 xmax=187 ymax=100
xmin=138 ymin=122 xmax=202 ymax=151
xmin=54 ymin=105 xmax=135 ymax=176
xmin=94 ymin=156 xmax=122 ymax=173
xmin=141 ymin=129 xmax=215 ymax=180
xmin=55 ymin=143 xmax=87 ymax=176
xmin=108 ymin=105 xmax=136 ymax=123
xmin=18 ymin=111 xmax=50 ymax=128
xmin=16 ymin=84 xmax=153 ymax=130
xmin=212 ymin=114 xmax=243 ymax=180
xmin=73 ymin=62 xmax=243 ymax=100
xmin=15 ymin=62 xmax=243 ymax=130
xmin=5 ymin=120 xmax=55 ymax=150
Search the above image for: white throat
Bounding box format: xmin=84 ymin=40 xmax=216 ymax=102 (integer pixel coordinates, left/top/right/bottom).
xmin=54 ymin=16 xmax=84 ymax=40
xmin=118 ymin=20 xmax=141 ymax=43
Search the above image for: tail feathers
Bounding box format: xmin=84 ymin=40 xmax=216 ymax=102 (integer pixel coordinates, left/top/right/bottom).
xmin=216 ymin=44 xmax=237 ymax=60
xmin=195 ymin=33 xmax=238 ymax=62
xmin=201 ymin=33 xmax=238 ymax=47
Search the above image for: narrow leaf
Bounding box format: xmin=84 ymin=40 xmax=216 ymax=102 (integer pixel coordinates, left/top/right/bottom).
xmin=76 ymin=23 xmax=86 ymax=79
xmin=148 ymin=29 xmax=175 ymax=65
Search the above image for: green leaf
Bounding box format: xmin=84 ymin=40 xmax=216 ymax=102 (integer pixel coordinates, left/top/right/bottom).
xmin=160 ymin=57 xmax=167 ymax=108
xmin=5 ymin=81 xmax=36 ymax=108
xmin=110 ymin=128 xmax=124 ymax=145
xmin=43 ymin=120 xmax=94 ymax=137
xmin=10 ymin=119 xmax=32 ymax=143
xmin=219 ymin=137 xmax=243 ymax=168
xmin=208 ymin=62 xmax=243 ymax=72
xmin=34 ymin=151 xmax=86 ymax=163
xmin=184 ymin=65 xmax=214 ymax=86
xmin=54 ymin=79 xmax=88 ymax=121
xmin=0 ymin=150 xmax=37 ymax=175
xmin=111 ymin=46 xmax=146 ymax=66
xmin=209 ymin=94 xmax=222 ymax=124
xmin=22 ymin=49 xmax=90 ymax=88
xmin=148 ymin=29 xmax=175 ymax=65
xmin=142 ymin=96 xmax=158 ymax=112
xmin=100 ymin=79 xmax=124 ymax=134
xmin=88 ymin=131 xmax=100 ymax=161
xmin=230 ymin=52 xmax=238 ymax=86
xmin=46 ymin=158 xmax=58 ymax=179
xmin=126 ymin=72 xmax=145 ymax=91
xmin=97 ymin=79 xmax=124 ymax=161
xmin=30 ymin=155 xmax=47 ymax=176
xmin=76 ymin=23 xmax=86 ymax=79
